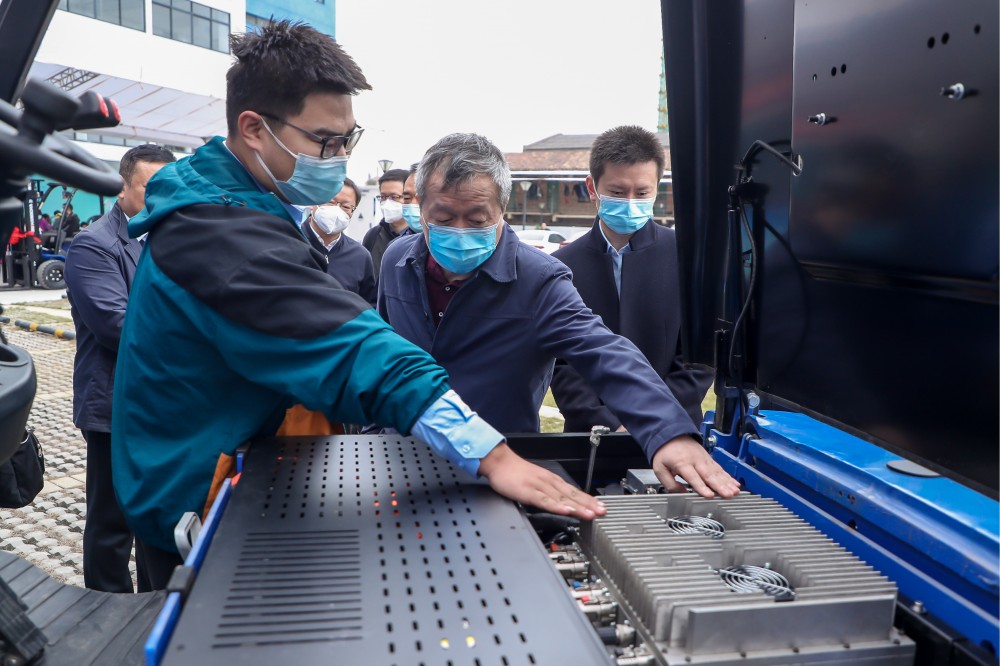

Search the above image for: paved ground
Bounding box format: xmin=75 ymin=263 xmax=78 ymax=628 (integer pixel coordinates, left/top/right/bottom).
xmin=0 ymin=292 xmax=566 ymax=591
xmin=1 ymin=295 xmax=137 ymax=588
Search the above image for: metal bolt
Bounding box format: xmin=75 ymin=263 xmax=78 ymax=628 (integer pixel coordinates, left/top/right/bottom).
xmin=747 ymin=392 xmax=761 ymax=410
xmin=940 ymin=83 xmax=966 ymax=100
xmin=912 ymin=600 xmax=926 ymax=614
xmin=808 ymin=113 xmax=830 ymax=125
xmin=706 ymin=434 xmax=717 ymax=450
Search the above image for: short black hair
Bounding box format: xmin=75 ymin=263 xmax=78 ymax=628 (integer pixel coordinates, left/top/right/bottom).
xmin=226 ymin=20 xmax=371 ymax=135
xmin=339 ymin=177 xmax=362 ymax=205
xmin=589 ymin=125 xmax=665 ymax=185
xmin=378 ymin=168 xmax=409 ymax=187
xmin=119 ymin=144 xmax=176 ymax=184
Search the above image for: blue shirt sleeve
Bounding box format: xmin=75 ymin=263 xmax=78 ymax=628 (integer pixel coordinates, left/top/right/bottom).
xmin=411 ymin=389 xmax=503 ymax=477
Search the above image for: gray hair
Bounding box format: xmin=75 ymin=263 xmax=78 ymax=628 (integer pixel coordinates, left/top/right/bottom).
xmin=415 ymin=133 xmax=511 ymax=209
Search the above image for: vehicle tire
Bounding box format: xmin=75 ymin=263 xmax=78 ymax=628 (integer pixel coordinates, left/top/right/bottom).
xmin=37 ymin=259 xmax=65 ymax=290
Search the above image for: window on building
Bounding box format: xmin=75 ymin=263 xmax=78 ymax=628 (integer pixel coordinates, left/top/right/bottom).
xmin=58 ymin=0 xmax=145 ymax=31
xmin=245 ymin=13 xmax=271 ymax=31
xmin=152 ymin=0 xmax=230 ymax=53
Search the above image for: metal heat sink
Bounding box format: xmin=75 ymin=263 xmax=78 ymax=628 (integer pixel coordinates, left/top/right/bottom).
xmin=579 ymin=493 xmax=914 ymax=665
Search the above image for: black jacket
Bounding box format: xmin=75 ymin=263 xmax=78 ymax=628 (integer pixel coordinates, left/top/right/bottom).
xmin=64 ymin=204 xmax=140 ymax=431
xmin=302 ymin=221 xmax=377 ymax=305
xmin=550 ymin=218 xmax=713 ymax=432
xmin=362 ymin=219 xmax=412 ymax=284
xmin=60 ymin=212 xmax=80 ymax=237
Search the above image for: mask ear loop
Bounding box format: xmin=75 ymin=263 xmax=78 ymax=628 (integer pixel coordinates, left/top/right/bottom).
xmin=259 ymin=117 xmax=298 ymax=159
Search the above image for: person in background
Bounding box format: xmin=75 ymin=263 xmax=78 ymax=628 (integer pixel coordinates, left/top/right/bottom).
xmin=38 ymin=213 xmax=52 ymax=232
xmin=551 ymin=125 xmax=713 ymax=434
xmin=400 ymin=162 xmax=422 ymax=234
xmin=302 ymin=176 xmax=376 ymax=305
xmin=378 ymin=133 xmax=740 ymax=499
xmin=362 ymin=168 xmax=411 ymax=280
xmin=64 ymin=143 xmax=176 ymax=593
xmin=60 ymin=203 xmax=80 ymax=238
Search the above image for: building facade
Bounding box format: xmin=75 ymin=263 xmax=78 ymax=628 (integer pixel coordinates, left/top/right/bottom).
xmin=246 ymin=0 xmax=334 ymax=36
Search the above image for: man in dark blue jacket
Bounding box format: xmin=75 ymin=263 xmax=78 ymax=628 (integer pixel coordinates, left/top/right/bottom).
xmin=302 ymin=177 xmax=376 ymax=305
xmin=551 ymin=125 xmax=713 ymax=435
xmin=64 ymin=144 xmax=176 ymax=592
xmin=378 ymin=133 xmax=739 ymax=498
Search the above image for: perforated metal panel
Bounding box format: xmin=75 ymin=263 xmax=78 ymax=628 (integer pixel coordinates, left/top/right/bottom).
xmin=162 ymin=435 xmax=610 ymax=666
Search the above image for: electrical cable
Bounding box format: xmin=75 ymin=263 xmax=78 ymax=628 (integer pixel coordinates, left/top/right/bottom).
xmin=726 ymin=202 xmax=758 ymax=382
xmin=723 ymin=139 xmax=801 ymax=425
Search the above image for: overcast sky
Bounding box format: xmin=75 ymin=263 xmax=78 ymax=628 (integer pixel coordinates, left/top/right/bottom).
xmin=334 ymin=0 xmax=665 ymax=184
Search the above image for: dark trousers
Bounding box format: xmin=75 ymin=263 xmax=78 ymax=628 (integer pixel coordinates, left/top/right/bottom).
xmin=82 ymin=429 xmax=134 ymax=593
xmin=135 ymin=538 xmax=183 ymax=592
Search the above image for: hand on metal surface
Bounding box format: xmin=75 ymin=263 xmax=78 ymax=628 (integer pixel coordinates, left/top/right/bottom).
xmin=478 ymin=442 xmax=607 ymax=519
xmin=652 ymin=436 xmax=741 ymax=498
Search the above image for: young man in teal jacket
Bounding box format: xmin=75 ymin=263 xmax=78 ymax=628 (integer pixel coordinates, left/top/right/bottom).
xmin=112 ymin=21 xmax=602 ymax=589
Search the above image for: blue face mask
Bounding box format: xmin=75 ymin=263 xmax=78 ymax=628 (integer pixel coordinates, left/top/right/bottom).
xmin=427 ymin=222 xmax=500 ymax=274
xmin=597 ymin=194 xmax=655 ymax=234
xmin=401 ymin=203 xmax=422 ymax=232
xmin=256 ymin=119 xmax=348 ymax=206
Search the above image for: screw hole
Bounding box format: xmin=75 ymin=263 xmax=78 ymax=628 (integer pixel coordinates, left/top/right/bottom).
xmin=812 ymin=73 xmax=817 ymax=81
xmin=840 ymin=64 xmax=846 ymax=74
xmin=941 ymin=32 xmax=950 ymax=44
xmin=974 ymin=24 xmax=981 ymax=34
xmin=927 ymin=36 xmax=935 ymax=48
xmin=830 ymin=66 xmax=837 ymax=76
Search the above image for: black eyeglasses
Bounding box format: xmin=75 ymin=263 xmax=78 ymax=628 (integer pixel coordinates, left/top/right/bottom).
xmin=332 ymin=201 xmax=357 ymax=214
xmin=260 ymin=112 xmax=364 ymax=158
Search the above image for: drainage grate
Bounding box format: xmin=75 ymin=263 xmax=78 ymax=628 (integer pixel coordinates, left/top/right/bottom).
xmin=717 ymin=564 xmax=795 ymax=601
xmin=161 ymin=436 xmax=610 ymax=666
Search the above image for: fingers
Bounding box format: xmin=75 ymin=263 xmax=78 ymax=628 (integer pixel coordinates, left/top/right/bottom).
xmin=543 ymin=478 xmax=606 ymax=519
xmin=701 ymin=463 xmax=741 ymax=498
xmin=483 ymin=454 xmax=606 ymax=520
xmin=654 ymin=466 xmax=686 ymax=493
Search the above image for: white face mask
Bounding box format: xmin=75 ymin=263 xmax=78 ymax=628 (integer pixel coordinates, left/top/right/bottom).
xmin=381 ymin=199 xmax=404 ymax=223
xmin=312 ymin=204 xmax=351 ymax=235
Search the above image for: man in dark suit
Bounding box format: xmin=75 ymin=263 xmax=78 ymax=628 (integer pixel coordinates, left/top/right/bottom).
xmin=301 ymin=177 xmax=376 ymax=305
xmin=64 ymin=144 xmax=176 ymax=592
xmin=551 ymin=125 xmax=712 ymax=434
xmin=362 ymin=168 xmax=412 ymax=282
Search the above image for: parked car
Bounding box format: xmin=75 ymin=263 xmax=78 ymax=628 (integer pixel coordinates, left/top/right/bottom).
xmin=513 ymin=227 xmax=589 ymax=254
xmin=558 ymin=228 xmax=590 ymax=248
xmin=513 ymin=229 xmax=567 ymax=254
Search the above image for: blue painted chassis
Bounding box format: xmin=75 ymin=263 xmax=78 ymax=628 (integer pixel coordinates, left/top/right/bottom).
xmin=705 ymin=409 xmax=999 ymax=654
xmin=143 ymin=447 xmax=246 ymax=665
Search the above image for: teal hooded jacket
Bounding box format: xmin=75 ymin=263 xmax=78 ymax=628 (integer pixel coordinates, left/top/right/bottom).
xmin=112 ymin=137 xmax=449 ymax=552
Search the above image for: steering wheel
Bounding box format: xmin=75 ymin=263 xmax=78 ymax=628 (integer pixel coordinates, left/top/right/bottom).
xmin=0 ymin=79 xmax=122 ymax=197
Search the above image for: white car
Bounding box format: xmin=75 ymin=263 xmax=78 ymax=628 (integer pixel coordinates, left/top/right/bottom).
xmin=513 ymin=227 xmax=589 ymax=254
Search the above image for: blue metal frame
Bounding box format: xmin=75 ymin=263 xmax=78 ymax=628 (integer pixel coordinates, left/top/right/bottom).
xmin=144 ymin=478 xmax=235 ymax=666
xmin=704 ymin=410 xmax=1000 ymax=654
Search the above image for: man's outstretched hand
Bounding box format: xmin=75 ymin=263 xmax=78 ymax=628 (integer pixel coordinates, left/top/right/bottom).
xmin=652 ymin=436 xmax=741 ymax=498
xmin=478 ymin=442 xmax=607 ymax=519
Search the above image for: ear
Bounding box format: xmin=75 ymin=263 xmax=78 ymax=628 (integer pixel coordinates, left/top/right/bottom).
xmin=237 ymin=110 xmax=267 ymax=153
xmin=586 ymin=176 xmax=598 ymax=202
